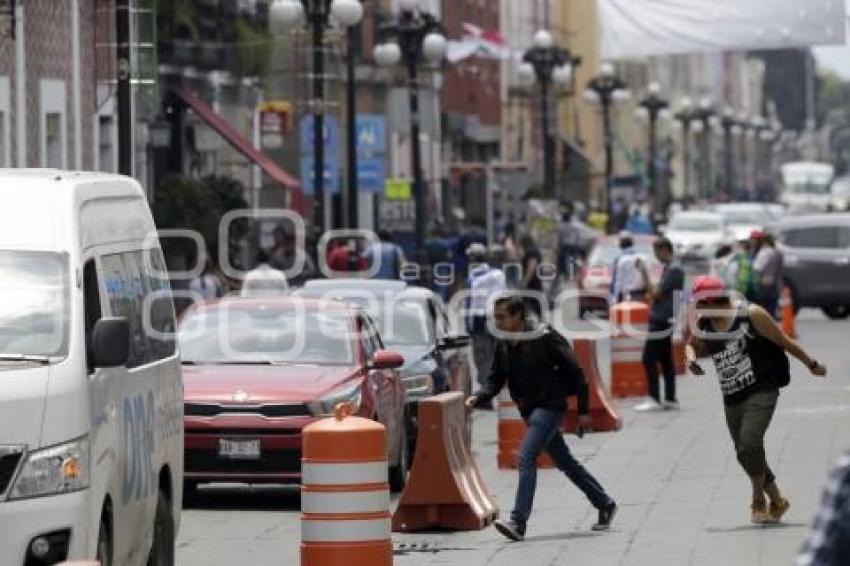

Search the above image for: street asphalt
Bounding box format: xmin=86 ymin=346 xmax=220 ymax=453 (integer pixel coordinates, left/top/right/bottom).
xmin=176 ymin=310 xmax=850 ymax=566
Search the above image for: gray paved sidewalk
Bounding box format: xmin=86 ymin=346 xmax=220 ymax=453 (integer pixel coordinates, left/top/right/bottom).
xmin=176 ymin=314 xmax=850 ymax=566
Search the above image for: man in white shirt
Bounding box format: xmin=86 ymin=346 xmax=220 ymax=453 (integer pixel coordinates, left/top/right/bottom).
xmin=610 ymin=232 xmax=650 ymax=303
xmin=466 ymin=243 xmax=507 ymax=407
xmin=241 ymin=250 xmax=289 ymax=297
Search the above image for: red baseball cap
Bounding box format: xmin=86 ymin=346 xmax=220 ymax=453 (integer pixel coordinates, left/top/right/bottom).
xmin=691 ymin=275 xmax=726 ymax=299
xmin=750 ymin=229 xmax=765 ymax=240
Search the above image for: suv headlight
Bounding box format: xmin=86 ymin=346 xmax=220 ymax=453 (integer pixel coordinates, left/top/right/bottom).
xmin=8 ymin=437 xmax=90 ymax=500
xmin=307 ymin=382 xmax=362 ymax=417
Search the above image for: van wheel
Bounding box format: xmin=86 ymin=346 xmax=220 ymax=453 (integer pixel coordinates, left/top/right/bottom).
xmin=147 ymin=489 xmax=175 ymax=566
xmin=388 ymin=420 xmax=409 ymax=493
xmin=96 ymin=514 xmax=112 ymax=566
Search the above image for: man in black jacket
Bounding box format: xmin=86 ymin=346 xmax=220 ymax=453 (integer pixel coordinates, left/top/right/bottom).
xmin=466 ymin=295 xmax=618 ymax=541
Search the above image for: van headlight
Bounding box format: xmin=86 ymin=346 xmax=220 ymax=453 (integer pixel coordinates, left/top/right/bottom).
xmin=307 ymin=383 xmax=362 ymax=417
xmin=8 ymin=437 xmax=90 ymax=500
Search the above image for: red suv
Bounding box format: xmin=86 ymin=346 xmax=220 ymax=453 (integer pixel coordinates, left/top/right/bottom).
xmin=178 ymin=297 xmax=409 ymax=493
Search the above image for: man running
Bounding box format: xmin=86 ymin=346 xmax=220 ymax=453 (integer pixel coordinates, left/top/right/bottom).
xmin=466 ymin=294 xmax=617 ymax=541
xmin=687 ymin=275 xmax=827 ymax=523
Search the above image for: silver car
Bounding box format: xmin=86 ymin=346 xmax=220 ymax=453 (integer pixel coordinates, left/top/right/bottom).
xmin=776 ymin=214 xmax=850 ymax=319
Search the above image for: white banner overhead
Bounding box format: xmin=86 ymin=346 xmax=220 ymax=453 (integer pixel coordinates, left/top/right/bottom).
xmin=599 ymin=0 xmax=847 ymax=60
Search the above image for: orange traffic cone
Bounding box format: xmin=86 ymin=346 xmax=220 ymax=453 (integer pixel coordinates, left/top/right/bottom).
xmin=780 ymin=286 xmax=797 ymax=338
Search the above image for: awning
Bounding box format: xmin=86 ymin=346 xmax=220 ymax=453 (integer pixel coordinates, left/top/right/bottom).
xmin=172 ymin=87 xmax=305 ymax=212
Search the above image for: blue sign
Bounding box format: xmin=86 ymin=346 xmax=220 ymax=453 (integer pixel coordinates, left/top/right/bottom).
xmin=356 ymin=115 xmax=387 ymax=156
xmin=300 ymin=157 xmax=342 ymax=195
xmin=357 ymin=158 xmax=386 ymax=193
xmin=300 ymin=115 xmax=341 ymax=153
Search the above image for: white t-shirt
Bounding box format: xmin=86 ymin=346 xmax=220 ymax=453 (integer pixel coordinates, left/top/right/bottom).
xmin=467 ymin=264 xmax=507 ymax=316
xmin=240 ymin=264 xmax=289 ymax=296
xmin=612 ymin=250 xmax=648 ymax=299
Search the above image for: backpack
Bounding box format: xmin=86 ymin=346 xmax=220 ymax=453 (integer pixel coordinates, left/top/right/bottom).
xmin=745 ymin=318 xmax=791 ymax=389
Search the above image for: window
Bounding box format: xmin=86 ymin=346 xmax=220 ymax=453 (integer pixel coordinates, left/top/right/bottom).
xmin=781 ymin=227 xmax=841 ymax=249
xmin=0 ymin=111 xmax=5 ymax=167
xmin=101 ymin=250 xmax=177 ymax=368
xmin=97 ymin=115 xmax=115 ymax=173
xmin=40 ymin=79 xmax=66 ymax=168
xmin=840 ymin=227 xmax=850 ymax=249
xmin=45 ymin=113 xmax=62 ymax=168
xmin=360 ymin=317 xmax=377 ymax=362
xmin=84 ymin=260 xmax=102 ymax=373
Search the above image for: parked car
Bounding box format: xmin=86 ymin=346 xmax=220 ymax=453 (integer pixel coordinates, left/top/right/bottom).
xmin=178 ymin=296 xmax=410 ymax=492
xmin=297 ymin=279 xmax=472 ymax=462
xmin=663 ymin=211 xmax=729 ymax=271
xmin=830 ymin=176 xmax=850 ymax=212
xmin=776 ymin=214 xmax=850 ymax=320
xmin=578 ymin=235 xmax=661 ymax=318
xmin=712 ymin=202 xmax=784 ymax=242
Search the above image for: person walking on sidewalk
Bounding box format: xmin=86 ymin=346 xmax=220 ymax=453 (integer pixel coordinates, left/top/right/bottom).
xmin=636 ymin=237 xmax=685 ymax=412
xmin=752 ymin=232 xmax=784 ymax=319
xmin=465 ymin=295 xmax=618 ymax=541
xmin=686 ymin=275 xmax=828 ymax=524
xmin=465 ymin=243 xmax=507 ymax=409
xmin=610 ymin=232 xmax=649 ymax=303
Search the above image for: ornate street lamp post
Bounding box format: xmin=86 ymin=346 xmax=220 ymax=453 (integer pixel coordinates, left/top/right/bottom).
xmin=373 ymin=0 xmax=447 ymax=282
xmin=272 ymin=0 xmax=364 ymax=234
xmin=516 ymin=30 xmax=573 ymax=199
xmin=584 ymin=63 xmax=630 ymax=219
xmin=637 ymin=82 xmax=670 ymax=206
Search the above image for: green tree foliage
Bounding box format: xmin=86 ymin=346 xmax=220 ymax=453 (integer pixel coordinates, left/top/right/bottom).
xmin=152 ymin=175 xmax=249 ymax=262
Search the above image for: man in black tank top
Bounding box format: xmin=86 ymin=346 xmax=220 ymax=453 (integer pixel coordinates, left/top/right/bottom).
xmin=686 ymin=276 xmax=827 ymax=525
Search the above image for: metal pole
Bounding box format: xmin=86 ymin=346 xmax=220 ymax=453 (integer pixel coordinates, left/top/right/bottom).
xmin=312 ymin=17 xmax=326 ymax=235
xmin=648 ymin=110 xmax=658 ymax=201
xmin=724 ymin=125 xmax=734 ymax=196
xmin=541 ymin=78 xmax=555 ymax=199
xmin=346 ymin=27 xmax=358 ymax=231
xmin=116 ymin=0 xmax=132 ymax=176
xmin=602 ymin=96 xmax=614 ymax=228
xmin=408 ymin=60 xmax=428 ymax=284
xmin=682 ymin=123 xmax=691 ymax=201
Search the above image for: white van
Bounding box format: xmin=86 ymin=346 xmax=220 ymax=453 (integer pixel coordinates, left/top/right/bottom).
xmin=0 ymin=171 xmax=182 ymax=565
xmin=780 ymin=161 xmax=835 ymax=214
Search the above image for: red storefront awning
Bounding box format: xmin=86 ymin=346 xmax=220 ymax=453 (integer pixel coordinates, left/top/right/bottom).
xmin=173 ymin=87 xmax=306 ymax=213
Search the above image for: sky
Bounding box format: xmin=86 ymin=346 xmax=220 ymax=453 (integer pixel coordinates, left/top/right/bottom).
xmin=813 ymin=0 xmax=850 ymax=78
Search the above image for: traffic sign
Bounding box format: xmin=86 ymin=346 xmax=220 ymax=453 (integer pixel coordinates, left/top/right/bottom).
xmin=357 ymin=158 xmax=386 ymax=193
xmin=356 ymin=115 xmax=387 ymax=155
xmin=300 ymin=115 xmax=341 ymax=153
xmin=385 ymin=178 xmax=412 ymax=200
xmin=300 ymin=157 xmax=342 ymax=195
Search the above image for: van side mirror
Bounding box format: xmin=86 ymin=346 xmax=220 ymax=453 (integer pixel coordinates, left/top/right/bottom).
xmin=92 ymin=317 xmax=130 ymax=368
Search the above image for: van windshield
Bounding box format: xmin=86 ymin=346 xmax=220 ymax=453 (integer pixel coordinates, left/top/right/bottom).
xmin=0 ymin=251 xmax=70 ymax=359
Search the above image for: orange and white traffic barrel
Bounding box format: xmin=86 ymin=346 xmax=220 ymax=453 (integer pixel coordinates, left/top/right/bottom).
xmin=497 ymin=390 xmax=553 ymax=469
xmin=610 ymin=301 xmax=650 ymax=398
xmin=301 ymin=403 xmax=392 ymax=566
xmin=780 ymin=286 xmax=797 ymax=338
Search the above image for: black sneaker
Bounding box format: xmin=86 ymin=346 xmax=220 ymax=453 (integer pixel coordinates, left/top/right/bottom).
xmin=592 ymin=502 xmax=617 ymax=531
xmin=494 ymin=519 xmax=525 ymax=541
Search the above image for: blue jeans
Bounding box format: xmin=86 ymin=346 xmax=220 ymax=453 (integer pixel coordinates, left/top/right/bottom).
xmin=512 ymin=407 xmax=613 ymax=527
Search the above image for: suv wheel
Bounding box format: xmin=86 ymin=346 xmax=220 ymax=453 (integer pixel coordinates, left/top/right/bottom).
xmin=822 ymin=305 xmax=850 ymax=320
